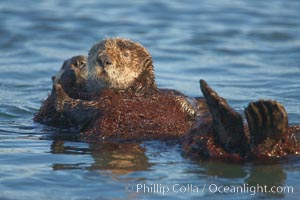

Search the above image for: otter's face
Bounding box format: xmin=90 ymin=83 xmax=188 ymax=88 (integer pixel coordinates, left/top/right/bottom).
xmin=54 ymin=55 xmax=88 ymax=85
xmin=87 ymin=38 xmax=154 ymax=92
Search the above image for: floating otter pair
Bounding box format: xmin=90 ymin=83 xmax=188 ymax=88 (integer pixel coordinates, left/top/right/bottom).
xmin=34 ymin=37 xmax=300 ymax=161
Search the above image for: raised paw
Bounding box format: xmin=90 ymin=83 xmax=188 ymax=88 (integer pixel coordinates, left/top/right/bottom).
xmin=200 ymin=79 xmax=247 ymax=154
xmin=245 ymin=100 xmax=288 ymax=145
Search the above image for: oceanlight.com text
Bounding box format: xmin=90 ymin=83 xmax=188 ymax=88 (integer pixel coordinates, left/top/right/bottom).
xmin=124 ymin=183 xmax=294 ymax=196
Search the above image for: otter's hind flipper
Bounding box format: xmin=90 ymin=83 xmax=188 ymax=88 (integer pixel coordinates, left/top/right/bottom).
xmin=200 ymin=79 xmax=247 ymax=154
xmin=245 ymin=100 xmax=288 ymax=145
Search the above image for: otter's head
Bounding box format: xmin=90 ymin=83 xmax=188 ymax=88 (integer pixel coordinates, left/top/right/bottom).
xmin=87 ymin=38 xmax=157 ymax=95
xmin=54 ymin=55 xmax=88 ymax=85
xmin=52 ymin=55 xmax=88 ymax=99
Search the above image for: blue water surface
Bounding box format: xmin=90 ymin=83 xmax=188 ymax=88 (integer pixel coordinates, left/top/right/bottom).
xmin=0 ymin=0 xmax=300 ymax=199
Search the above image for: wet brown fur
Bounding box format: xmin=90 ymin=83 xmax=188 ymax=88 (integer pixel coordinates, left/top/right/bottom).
xmin=83 ymin=90 xmax=192 ymax=141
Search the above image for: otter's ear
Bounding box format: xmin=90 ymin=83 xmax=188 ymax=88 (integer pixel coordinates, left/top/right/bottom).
xmin=130 ymin=58 xmax=157 ymax=96
xmin=51 ymin=76 xmax=56 ymax=83
xmin=117 ymin=40 xmax=134 ymax=50
xmin=116 ymin=40 xmax=126 ymax=49
xmin=61 ymin=60 xmax=68 ymax=69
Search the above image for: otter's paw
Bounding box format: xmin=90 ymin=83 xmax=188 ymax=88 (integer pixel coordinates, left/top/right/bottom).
xmin=175 ymin=96 xmax=199 ymax=119
xmin=245 ymin=100 xmax=288 ymax=145
xmin=51 ymin=83 xmax=71 ymax=112
xmin=200 ymin=80 xmax=247 ymax=154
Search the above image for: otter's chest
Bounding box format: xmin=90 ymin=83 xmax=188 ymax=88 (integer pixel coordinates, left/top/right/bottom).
xmin=84 ymin=92 xmax=195 ymax=140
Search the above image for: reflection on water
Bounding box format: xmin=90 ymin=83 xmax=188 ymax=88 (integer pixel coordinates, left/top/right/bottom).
xmin=1 ymin=0 xmax=300 ymax=199
xmin=45 ymin=139 xmax=293 ymax=199
xmin=246 ymin=164 xmax=286 ymax=188
xmin=51 ymin=140 xmax=151 ymax=174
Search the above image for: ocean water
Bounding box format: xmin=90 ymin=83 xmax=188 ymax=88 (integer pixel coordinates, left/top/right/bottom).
xmin=0 ymin=0 xmax=300 ymax=199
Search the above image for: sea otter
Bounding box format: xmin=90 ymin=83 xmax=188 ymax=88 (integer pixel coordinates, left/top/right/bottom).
xmin=34 ymin=55 xmax=89 ymax=127
xmin=34 ymin=37 xmax=300 ymax=161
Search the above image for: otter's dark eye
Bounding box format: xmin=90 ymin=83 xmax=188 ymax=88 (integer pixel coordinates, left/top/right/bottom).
xmin=79 ymin=61 xmax=86 ymax=69
xmin=124 ymin=52 xmax=129 ymax=57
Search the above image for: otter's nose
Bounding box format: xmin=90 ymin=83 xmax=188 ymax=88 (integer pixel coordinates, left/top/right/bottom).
xmin=97 ymin=54 xmax=112 ymax=68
